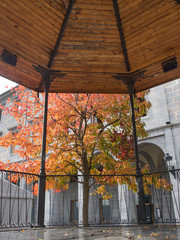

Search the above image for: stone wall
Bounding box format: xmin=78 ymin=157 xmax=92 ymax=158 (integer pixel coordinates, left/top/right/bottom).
xmin=0 ymin=89 xmax=20 ymax=163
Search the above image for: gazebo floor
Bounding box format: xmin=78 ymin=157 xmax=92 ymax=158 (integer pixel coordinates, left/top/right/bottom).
xmin=0 ymin=225 xmax=179 ymax=240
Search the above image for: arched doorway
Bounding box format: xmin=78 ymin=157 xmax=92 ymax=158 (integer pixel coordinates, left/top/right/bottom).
xmin=138 ymin=142 xmax=167 ymax=172
xmin=138 ymin=142 xmax=176 ymax=223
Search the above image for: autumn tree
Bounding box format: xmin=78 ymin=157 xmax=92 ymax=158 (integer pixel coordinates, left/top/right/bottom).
xmin=0 ymin=85 xmax=151 ymax=225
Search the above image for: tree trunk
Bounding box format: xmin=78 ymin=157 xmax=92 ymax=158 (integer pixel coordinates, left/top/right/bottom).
xmin=82 ymin=175 xmax=89 ymax=226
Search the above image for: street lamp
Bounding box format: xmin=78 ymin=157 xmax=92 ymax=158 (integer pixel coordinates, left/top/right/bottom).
xmin=163 ymin=153 xmax=175 ymax=177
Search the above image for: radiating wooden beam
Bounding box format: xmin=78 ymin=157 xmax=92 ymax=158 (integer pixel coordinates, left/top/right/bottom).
xmin=112 ymin=0 xmax=130 ymax=72
xmin=47 ymin=0 xmax=75 ymax=69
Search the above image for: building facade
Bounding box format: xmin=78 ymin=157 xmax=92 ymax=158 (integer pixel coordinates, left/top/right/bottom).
xmin=139 ymin=79 xmax=180 ymax=172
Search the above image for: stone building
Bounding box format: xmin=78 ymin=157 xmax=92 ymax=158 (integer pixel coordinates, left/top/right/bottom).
xmin=0 ymin=79 xmax=179 ymax=225
xmin=139 ymin=79 xmax=180 ymax=172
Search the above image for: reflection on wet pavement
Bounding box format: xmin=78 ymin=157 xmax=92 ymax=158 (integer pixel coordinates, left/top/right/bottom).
xmin=0 ymin=225 xmax=180 ymax=240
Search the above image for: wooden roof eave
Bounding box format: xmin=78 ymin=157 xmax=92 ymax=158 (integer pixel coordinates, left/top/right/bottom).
xmin=0 ymin=0 xmax=179 ymax=94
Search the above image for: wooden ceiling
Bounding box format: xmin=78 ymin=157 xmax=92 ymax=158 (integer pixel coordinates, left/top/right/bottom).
xmin=0 ymin=0 xmax=180 ymax=93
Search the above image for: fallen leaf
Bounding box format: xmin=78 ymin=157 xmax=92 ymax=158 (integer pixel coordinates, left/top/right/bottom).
xmin=64 ymin=233 xmax=69 ymax=236
xmin=150 ymin=233 xmax=160 ymax=236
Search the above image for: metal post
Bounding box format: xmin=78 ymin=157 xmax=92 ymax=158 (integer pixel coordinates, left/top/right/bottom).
xmin=128 ymin=82 xmax=147 ymax=224
xmin=37 ymin=74 xmax=50 ymax=227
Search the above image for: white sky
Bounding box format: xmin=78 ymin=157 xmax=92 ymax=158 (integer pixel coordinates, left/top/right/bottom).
xmin=0 ymin=76 xmax=18 ymax=94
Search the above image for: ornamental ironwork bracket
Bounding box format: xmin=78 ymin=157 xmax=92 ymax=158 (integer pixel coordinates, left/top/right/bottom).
xmin=113 ymin=70 xmax=146 ymax=92
xmin=33 ymin=65 xmax=66 ymax=91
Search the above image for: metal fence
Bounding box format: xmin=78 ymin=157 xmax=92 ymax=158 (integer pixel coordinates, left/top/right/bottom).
xmin=0 ymin=169 xmax=180 ymax=228
xmin=0 ymin=170 xmax=38 ymax=228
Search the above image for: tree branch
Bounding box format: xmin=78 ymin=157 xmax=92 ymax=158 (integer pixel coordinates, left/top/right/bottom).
xmin=89 ymin=115 xmax=121 ymax=169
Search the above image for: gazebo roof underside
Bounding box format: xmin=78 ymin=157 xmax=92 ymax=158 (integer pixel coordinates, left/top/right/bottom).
xmin=0 ymin=0 xmax=180 ymax=94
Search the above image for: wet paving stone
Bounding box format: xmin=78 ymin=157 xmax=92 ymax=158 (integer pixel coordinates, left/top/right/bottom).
xmin=0 ymin=225 xmax=180 ymax=240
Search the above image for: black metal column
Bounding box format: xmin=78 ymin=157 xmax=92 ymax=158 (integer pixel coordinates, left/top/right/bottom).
xmin=33 ymin=65 xmax=65 ymax=227
xmin=128 ymin=82 xmax=147 ymax=224
xmin=37 ymin=75 xmax=50 ymax=227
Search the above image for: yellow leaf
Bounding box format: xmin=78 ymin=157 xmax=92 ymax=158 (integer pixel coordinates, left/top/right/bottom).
xmin=151 ymin=233 xmax=159 ymax=236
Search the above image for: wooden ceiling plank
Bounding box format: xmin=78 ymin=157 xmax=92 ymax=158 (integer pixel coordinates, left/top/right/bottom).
xmin=2 ymin=0 xmax=53 ymax=33
xmin=63 ymin=32 xmax=120 ymax=40
xmin=58 ymin=41 xmax=121 ymax=51
xmin=66 ymin=22 xmax=118 ymax=30
xmin=120 ymin=0 xmax=166 ymax=21
xmin=74 ymin=3 xmax=114 ymax=11
xmin=124 ymin=9 xmax=179 ymax=40
xmin=70 ymin=13 xmax=116 ymax=21
xmin=55 ymin=53 xmax=124 ymax=60
xmin=11 ymin=0 xmax=64 ymax=30
xmin=52 ymin=78 xmax=123 ymax=84
xmin=67 ymin=18 xmax=117 ymax=27
xmin=128 ymin=33 xmax=180 ymax=58
xmin=0 ymin=16 xmax=53 ymax=55
xmin=117 ymin=0 xmax=143 ymax=14
xmin=128 ymin=35 xmax=180 ymax=58
xmin=64 ymin=26 xmax=119 ymax=34
xmin=33 ymin=0 xmax=66 ymax=20
xmin=0 ymin=31 xmax=49 ymax=65
xmin=0 ymin=1 xmax=60 ymax=46
xmin=76 ymin=0 xmax=111 ymax=3
xmin=71 ymin=8 xmax=114 ymax=17
xmin=44 ymin=0 xmax=68 ymax=14
xmin=48 ymin=0 xmax=76 ymax=68
xmin=61 ymin=36 xmax=122 ymax=43
xmin=51 ymin=64 xmax=127 ymax=73
xmin=49 ymin=85 xmax=126 ymax=93
xmin=57 ymin=48 xmax=122 ymax=55
xmin=119 ymin=0 xmax=175 ymax=20
xmin=22 ymin=0 xmax=65 ymax=29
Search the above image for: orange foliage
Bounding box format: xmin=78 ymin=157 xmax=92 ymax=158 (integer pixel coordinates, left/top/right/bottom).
xmin=0 ymin=86 xmax=153 ymax=193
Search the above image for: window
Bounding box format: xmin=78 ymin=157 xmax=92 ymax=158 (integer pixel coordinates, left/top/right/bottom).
xmin=0 ymin=132 xmax=3 ymax=137
xmin=10 ymin=145 xmax=15 ymax=154
xmin=14 ymin=99 xmax=21 ymax=111
xmin=0 ymin=109 xmax=2 ymax=121
xmin=9 ymin=127 xmax=17 ymax=155
xmin=99 ymin=199 xmax=110 ymax=222
xmin=90 ymin=114 xmax=98 ymax=124
xmin=0 ymin=104 xmax=5 ymax=122
xmin=71 ymin=200 xmax=78 ymax=222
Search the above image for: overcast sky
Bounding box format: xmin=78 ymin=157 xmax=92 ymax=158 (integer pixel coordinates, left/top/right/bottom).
xmin=0 ymin=76 xmax=18 ymax=94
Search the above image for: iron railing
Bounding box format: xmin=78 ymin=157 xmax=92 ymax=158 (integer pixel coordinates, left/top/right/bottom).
xmin=0 ymin=170 xmax=38 ymax=228
xmin=0 ymin=169 xmax=180 ymax=228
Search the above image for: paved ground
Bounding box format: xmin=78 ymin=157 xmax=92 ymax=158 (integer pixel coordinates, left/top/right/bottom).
xmin=0 ymin=225 xmax=180 ymax=240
